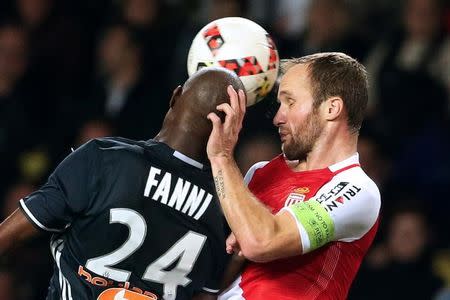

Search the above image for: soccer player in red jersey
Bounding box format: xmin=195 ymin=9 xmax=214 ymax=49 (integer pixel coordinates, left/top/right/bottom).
xmin=207 ymin=52 xmax=381 ymax=299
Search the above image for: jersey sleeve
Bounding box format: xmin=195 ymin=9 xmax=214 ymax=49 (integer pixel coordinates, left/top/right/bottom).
xmin=201 ymin=240 xmax=229 ymax=294
xmin=282 ymin=173 xmax=381 ymax=253
xmin=19 ymin=140 xmax=101 ymax=232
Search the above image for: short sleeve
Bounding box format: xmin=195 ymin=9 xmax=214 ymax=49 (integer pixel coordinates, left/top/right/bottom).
xmin=201 ymin=241 xmax=229 ymax=295
xmin=20 ymin=140 xmax=101 ymax=232
xmin=283 ymin=173 xmax=381 ymax=253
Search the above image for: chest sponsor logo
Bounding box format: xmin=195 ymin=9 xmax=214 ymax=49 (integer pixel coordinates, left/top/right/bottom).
xmin=144 ymin=167 xmax=212 ymax=220
xmin=78 ymin=267 xmax=158 ymax=299
xmin=316 ymin=182 xmax=362 ymax=212
xmin=98 ymin=288 xmax=157 ymax=300
xmin=284 ymin=187 xmax=310 ymax=206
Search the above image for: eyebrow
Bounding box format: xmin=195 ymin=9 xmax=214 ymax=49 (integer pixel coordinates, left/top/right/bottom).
xmin=279 ymin=90 xmax=293 ymax=97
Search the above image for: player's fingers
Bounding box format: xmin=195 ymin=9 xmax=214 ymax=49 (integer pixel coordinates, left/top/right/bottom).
xmin=227 ymin=85 xmax=239 ymax=111
xmin=226 ymin=233 xmax=237 ymax=245
xmin=207 ymin=112 xmax=223 ymax=132
xmin=238 ymin=89 xmax=247 ymax=115
xmin=216 ymin=103 xmax=234 ymax=116
xmin=216 ymin=103 xmax=236 ymax=129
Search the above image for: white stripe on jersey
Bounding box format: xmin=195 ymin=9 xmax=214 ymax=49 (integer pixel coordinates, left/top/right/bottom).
xmin=51 ymin=239 xmax=73 ymax=300
xmin=202 ymin=287 xmax=220 ymax=293
xmin=219 ymin=276 xmax=245 ymax=300
xmin=243 ymin=161 xmax=268 ymax=185
xmin=173 ymin=151 xmax=204 ymax=169
xmin=20 ymin=199 xmax=65 ymax=232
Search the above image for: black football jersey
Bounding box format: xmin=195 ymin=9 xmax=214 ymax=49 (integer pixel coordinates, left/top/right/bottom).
xmin=20 ymin=137 xmax=228 ymax=300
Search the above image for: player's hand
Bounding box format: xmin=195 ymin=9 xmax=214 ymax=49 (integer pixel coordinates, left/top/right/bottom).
xmin=207 ymin=85 xmax=246 ymax=161
xmin=226 ymin=233 xmax=243 ymax=256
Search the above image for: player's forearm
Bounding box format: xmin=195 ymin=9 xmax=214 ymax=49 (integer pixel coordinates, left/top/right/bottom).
xmin=0 ymin=208 xmax=39 ymax=255
xmin=211 ymin=157 xmax=279 ymax=260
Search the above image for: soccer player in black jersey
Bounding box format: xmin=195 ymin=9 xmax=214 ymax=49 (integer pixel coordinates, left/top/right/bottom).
xmin=0 ymin=67 xmax=245 ymax=300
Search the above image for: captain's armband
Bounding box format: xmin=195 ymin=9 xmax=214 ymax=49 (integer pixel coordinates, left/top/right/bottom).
xmin=289 ymin=199 xmax=335 ymax=251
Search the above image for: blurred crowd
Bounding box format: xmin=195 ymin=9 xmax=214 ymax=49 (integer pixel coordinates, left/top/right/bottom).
xmin=0 ymin=0 xmax=449 ymax=299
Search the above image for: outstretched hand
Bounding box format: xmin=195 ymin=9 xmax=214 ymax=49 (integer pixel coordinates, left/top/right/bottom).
xmin=207 ymin=85 xmax=246 ymax=162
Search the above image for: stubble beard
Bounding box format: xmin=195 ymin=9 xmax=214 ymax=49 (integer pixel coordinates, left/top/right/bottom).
xmin=282 ymin=110 xmax=323 ymax=161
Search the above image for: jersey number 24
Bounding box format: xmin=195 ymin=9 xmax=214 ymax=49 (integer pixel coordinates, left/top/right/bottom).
xmin=85 ymin=208 xmax=207 ymax=300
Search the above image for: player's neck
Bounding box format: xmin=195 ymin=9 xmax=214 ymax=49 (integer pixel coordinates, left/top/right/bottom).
xmin=155 ymin=127 xmax=208 ymax=164
xmin=292 ymin=129 xmax=358 ymax=172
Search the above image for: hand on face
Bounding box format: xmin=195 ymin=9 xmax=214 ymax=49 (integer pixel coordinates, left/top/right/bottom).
xmin=207 ymin=85 xmax=246 ymax=161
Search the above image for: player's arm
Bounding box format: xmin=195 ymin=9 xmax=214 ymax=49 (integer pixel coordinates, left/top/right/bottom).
xmin=207 ymin=86 xmax=302 ymax=262
xmin=1 ymin=141 xmax=99 ymax=256
xmin=210 ymin=156 xmax=381 ymax=262
xmin=13 ymin=141 xmax=100 ymax=247
xmin=218 ymin=164 xmax=260 ymax=290
xmin=0 ymin=208 xmax=39 ymax=255
xmin=210 ymin=156 xmax=302 ymax=262
xmin=207 ymin=86 xmax=381 ymax=262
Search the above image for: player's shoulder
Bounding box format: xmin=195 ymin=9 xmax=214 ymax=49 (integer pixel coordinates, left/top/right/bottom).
xmin=244 ymin=161 xmax=270 ymax=185
xmin=244 ymin=154 xmax=287 ymax=183
xmin=316 ymin=163 xmax=381 ymax=218
xmin=89 ymin=137 xmax=145 ymax=151
xmin=333 ymin=165 xmax=380 ymax=200
xmin=84 ymin=137 xmax=168 ymax=156
xmin=247 ymin=161 xmax=270 ymax=173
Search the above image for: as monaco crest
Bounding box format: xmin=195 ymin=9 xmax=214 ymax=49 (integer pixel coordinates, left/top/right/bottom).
xmin=284 ymin=187 xmax=310 ymax=207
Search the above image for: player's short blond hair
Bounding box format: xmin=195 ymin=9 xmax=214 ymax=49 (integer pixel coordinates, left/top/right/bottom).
xmin=281 ymin=52 xmax=368 ymax=133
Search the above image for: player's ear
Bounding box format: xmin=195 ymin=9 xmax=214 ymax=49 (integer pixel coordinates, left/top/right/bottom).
xmin=169 ymin=85 xmax=183 ymax=108
xmin=324 ymin=96 xmax=344 ymax=121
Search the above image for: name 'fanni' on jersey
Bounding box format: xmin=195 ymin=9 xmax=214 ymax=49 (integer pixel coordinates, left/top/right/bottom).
xmin=144 ymin=166 xmax=213 ymax=220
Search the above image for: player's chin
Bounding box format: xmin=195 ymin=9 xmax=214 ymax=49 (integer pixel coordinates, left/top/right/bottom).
xmin=281 ymin=143 xmax=290 ymax=158
xmin=282 ymin=144 xmax=297 ymax=160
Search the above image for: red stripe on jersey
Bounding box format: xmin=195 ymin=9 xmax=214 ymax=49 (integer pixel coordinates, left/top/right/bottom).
xmin=332 ymin=163 xmax=360 ymax=175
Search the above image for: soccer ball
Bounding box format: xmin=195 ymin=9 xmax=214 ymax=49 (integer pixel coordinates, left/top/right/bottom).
xmin=187 ymin=17 xmax=279 ymax=106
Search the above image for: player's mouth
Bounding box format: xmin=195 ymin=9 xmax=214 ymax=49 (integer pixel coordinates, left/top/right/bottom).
xmin=279 ymin=130 xmax=289 ymax=143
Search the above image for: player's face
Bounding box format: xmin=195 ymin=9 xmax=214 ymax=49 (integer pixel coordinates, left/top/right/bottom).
xmin=274 ymin=64 xmax=324 ymax=161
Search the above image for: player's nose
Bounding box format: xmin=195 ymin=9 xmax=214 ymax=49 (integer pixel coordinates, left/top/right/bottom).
xmin=273 ymin=105 xmax=286 ymax=127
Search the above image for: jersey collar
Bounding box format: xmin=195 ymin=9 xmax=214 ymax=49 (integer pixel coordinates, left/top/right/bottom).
xmin=173 ymin=151 xmax=204 ymax=169
xmin=328 ymin=153 xmax=360 ymax=173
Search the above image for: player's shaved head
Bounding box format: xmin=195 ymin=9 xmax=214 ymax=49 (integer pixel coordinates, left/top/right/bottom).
xmin=177 ymin=67 xmax=245 ymax=118
xmin=155 ymin=67 xmax=245 ymax=163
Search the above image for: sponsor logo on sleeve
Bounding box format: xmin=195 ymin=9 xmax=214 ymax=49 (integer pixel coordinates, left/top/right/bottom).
xmin=316 ymin=182 xmax=362 ymax=212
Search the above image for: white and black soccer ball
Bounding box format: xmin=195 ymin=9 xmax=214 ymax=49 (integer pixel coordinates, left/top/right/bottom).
xmin=187 ymin=17 xmax=279 ymax=106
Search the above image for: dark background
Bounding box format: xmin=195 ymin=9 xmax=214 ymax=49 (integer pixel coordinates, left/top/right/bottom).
xmin=1 ymin=0 xmax=450 ymax=299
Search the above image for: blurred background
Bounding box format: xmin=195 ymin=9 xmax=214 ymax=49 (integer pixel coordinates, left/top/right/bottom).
xmin=0 ymin=0 xmax=449 ymax=299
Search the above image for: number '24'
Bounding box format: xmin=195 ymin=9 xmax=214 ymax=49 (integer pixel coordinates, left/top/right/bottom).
xmin=85 ymin=208 xmax=207 ymax=300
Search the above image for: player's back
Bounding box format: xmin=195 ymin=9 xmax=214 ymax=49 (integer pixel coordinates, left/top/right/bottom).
xmin=20 ymin=137 xmax=227 ymax=300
